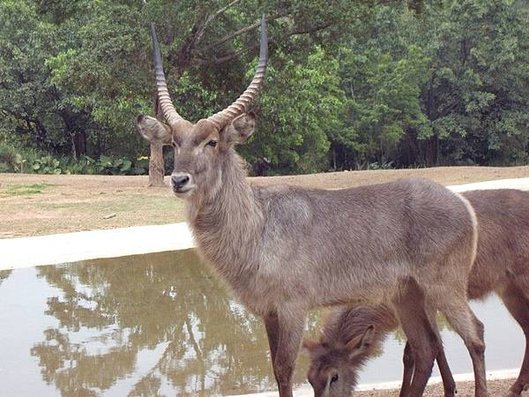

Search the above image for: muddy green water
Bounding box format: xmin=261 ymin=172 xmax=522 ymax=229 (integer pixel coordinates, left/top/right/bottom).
xmin=0 ymin=251 xmax=524 ymax=396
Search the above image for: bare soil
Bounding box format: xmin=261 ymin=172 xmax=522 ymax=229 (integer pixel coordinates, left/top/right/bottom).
xmin=1 ymin=166 xmax=528 ymax=395
xmin=1 ymin=165 xmax=528 ymax=238
xmin=355 ymin=377 xmax=519 ymax=397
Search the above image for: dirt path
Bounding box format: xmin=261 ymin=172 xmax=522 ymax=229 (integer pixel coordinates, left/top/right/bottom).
xmin=355 ymin=377 xmax=519 ymax=396
xmin=1 ymin=165 xmax=528 ymax=237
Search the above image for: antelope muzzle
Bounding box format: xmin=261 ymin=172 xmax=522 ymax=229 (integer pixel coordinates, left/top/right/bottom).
xmin=171 ymin=172 xmax=194 ymax=195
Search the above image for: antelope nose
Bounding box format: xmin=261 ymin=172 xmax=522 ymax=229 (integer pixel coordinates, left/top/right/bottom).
xmin=171 ymin=173 xmax=191 ymax=190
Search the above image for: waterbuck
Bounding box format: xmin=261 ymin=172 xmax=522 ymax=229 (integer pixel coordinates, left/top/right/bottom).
xmin=136 ymin=17 xmax=488 ymax=397
xmin=304 ymin=189 xmax=529 ymax=397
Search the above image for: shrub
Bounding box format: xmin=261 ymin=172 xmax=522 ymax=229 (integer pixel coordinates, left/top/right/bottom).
xmin=0 ymin=143 xmax=148 ymax=176
xmin=0 ymin=142 xmax=26 ymax=172
xmin=31 ymin=156 xmax=63 ymax=174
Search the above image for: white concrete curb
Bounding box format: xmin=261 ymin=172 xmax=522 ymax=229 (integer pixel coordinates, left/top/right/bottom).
xmin=448 ymin=177 xmax=529 ymax=192
xmin=0 ymin=222 xmax=195 ymax=270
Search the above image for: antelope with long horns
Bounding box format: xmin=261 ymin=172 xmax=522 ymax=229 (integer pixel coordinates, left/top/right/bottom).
xmin=137 ymin=17 xmax=488 ymax=397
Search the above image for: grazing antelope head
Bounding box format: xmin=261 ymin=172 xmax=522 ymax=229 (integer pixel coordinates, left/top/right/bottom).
xmin=303 ymin=325 xmax=375 ymax=397
xmin=136 ymin=17 xmax=268 ymax=201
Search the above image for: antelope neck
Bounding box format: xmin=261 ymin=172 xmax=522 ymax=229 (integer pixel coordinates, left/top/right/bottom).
xmin=187 ymin=150 xmax=264 ymax=279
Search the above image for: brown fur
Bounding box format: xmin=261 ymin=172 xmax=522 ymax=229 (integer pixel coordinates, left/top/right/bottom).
xmin=138 ymin=19 xmax=488 ymax=395
xmin=304 ymin=305 xmax=397 ymax=395
xmin=138 ymin=110 xmax=489 ymax=396
xmin=306 ymin=189 xmax=529 ymax=397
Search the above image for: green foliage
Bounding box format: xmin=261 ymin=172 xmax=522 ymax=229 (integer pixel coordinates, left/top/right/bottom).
xmin=0 ymin=142 xmax=147 ymax=175
xmin=333 ymin=4 xmax=432 ymax=169
xmin=96 ymin=155 xmax=132 ymax=175
xmin=0 ymin=0 xmax=528 ymax=174
xmin=253 ymin=46 xmax=346 ymax=174
xmin=0 ymin=142 xmax=23 ymax=173
xmin=31 ymin=156 xmax=62 ymax=174
xmin=342 ymin=46 xmax=430 ymax=166
xmin=62 ymin=155 xmax=147 ymax=176
xmin=422 ymin=0 xmax=529 ymax=165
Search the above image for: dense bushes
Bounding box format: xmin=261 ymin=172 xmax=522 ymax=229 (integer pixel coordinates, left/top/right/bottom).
xmin=0 ymin=142 xmax=148 ymax=175
xmin=1 ymin=1 xmax=528 ymax=175
xmin=0 ymin=143 xmax=23 ymax=173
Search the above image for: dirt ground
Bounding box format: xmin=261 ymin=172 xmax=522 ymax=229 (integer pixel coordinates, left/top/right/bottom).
xmin=355 ymin=377 xmax=522 ymax=396
xmin=1 ymin=165 xmax=529 ymax=238
xmin=1 ymin=166 xmax=529 ymax=395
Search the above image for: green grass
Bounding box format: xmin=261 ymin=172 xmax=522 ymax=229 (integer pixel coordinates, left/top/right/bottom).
xmin=2 ymin=183 xmax=51 ymax=196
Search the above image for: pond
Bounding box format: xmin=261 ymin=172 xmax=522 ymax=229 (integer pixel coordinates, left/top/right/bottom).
xmin=0 ymin=250 xmax=523 ymax=396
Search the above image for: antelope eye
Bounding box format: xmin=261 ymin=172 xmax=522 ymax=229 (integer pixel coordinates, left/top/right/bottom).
xmin=330 ymin=374 xmax=339 ymax=384
xmin=171 ymin=141 xmax=177 ymax=148
xmin=207 ymin=140 xmax=217 ymax=148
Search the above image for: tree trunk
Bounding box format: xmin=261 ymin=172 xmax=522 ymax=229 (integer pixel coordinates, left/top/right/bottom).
xmin=148 ymin=142 xmax=165 ymax=187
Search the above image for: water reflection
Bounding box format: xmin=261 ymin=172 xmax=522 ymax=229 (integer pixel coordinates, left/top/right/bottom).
xmin=1 ymin=252 xmax=522 ymax=396
xmin=29 ymin=251 xmax=311 ymax=396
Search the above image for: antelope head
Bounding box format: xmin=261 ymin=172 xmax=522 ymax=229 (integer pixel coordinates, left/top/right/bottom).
xmin=303 ymin=325 xmax=375 ymax=397
xmin=137 ymin=17 xmax=268 ymax=200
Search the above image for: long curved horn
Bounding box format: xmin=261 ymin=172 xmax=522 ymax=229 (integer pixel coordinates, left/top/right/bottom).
xmin=150 ymin=23 xmax=185 ymax=126
xmin=207 ymin=15 xmax=268 ymax=129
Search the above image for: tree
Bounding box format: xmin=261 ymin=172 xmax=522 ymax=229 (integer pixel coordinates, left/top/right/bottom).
xmin=422 ymin=0 xmax=529 ymax=165
xmin=251 ymin=46 xmax=347 ymax=174
xmin=334 ymin=4 xmax=431 ymax=169
xmin=1 ymin=0 xmax=528 ymax=177
xmin=0 ymin=1 xmax=61 ymax=152
xmin=132 ymin=0 xmax=372 ymax=182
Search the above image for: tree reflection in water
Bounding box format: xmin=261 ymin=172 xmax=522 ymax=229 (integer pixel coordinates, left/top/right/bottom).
xmin=30 ymin=250 xmax=312 ymax=396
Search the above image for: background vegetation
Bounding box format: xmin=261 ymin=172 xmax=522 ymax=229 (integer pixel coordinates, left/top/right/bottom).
xmin=1 ymin=0 xmax=528 ymax=175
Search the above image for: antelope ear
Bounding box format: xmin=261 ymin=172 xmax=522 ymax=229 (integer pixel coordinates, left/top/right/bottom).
xmin=136 ymin=115 xmax=172 ymax=145
xmin=222 ymin=112 xmax=256 ymax=145
xmin=302 ymin=338 xmax=321 ymax=354
xmin=346 ymin=325 xmax=375 ymax=359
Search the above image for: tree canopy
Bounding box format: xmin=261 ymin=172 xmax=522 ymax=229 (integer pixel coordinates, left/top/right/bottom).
xmin=1 ymin=0 xmax=528 ymax=175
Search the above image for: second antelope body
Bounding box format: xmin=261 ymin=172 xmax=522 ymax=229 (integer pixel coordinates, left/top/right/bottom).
xmin=305 ymin=188 xmax=529 ymax=397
